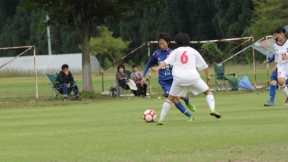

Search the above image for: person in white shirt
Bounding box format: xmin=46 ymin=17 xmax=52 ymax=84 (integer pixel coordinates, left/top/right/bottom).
xmin=152 ymin=33 xmax=221 ymax=125
xmin=273 ymin=26 xmax=288 ymax=100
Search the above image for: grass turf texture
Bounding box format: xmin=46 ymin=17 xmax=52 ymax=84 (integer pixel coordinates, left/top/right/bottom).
xmin=0 ymin=65 xmax=288 ymax=161
xmin=1 ymin=93 xmax=288 ymax=161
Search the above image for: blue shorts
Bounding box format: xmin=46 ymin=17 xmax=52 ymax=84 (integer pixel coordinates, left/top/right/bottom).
xmin=270 ymin=70 xmax=288 ymax=84
xmin=270 ymin=71 xmax=277 ymax=81
xmin=158 ymin=79 xmax=173 ymax=97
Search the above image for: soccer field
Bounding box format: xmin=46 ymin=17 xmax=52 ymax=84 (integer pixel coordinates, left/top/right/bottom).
xmin=0 ymin=65 xmax=288 ymax=161
xmin=1 ymin=92 xmax=288 ymax=161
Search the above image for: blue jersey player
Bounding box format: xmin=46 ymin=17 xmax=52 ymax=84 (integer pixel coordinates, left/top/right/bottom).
xmin=141 ymin=33 xmax=195 ymax=121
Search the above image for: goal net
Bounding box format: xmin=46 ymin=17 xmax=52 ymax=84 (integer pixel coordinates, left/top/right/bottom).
xmin=101 ymin=37 xmax=255 ymax=94
xmin=0 ymin=46 xmax=38 ymax=100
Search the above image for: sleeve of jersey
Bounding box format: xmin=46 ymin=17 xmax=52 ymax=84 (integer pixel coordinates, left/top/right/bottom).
xmin=268 ymin=55 xmax=275 ymax=63
xmin=273 ymin=46 xmax=278 ymax=63
xmin=142 ymin=53 xmax=156 ymax=77
xmin=195 ymin=51 xmax=208 ymax=70
xmin=164 ymin=51 xmax=175 ymax=65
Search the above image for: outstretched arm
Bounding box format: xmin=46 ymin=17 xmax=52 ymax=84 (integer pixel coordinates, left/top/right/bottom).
xmin=151 ymin=62 xmax=167 ymax=72
xmin=141 ymin=53 xmax=157 ymax=84
xmin=204 ymin=68 xmax=211 ymax=82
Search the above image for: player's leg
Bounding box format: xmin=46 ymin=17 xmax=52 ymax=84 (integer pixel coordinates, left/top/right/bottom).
xmin=203 ymin=89 xmax=221 ymax=118
xmin=157 ymin=84 xmax=192 ymax=125
xmin=157 ymin=95 xmax=175 ymax=125
xmin=277 ymin=67 xmax=288 ymax=101
xmin=285 ymin=79 xmax=288 ymax=105
xmin=264 ymin=71 xmax=277 ymax=106
xmin=189 ymin=78 xmax=221 ymax=118
xmin=159 ymin=79 xmax=192 ymax=118
xmin=173 ymin=97 xmax=194 ymax=121
xmin=180 ymin=95 xmax=196 ymax=112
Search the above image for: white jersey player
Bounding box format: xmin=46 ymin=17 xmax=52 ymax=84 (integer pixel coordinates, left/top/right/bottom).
xmin=273 ymin=26 xmax=288 ymax=99
xmin=152 ymin=33 xmax=221 ymax=125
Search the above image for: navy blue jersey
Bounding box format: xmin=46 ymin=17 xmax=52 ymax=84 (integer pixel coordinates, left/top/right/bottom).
xmin=143 ymin=48 xmax=173 ymax=81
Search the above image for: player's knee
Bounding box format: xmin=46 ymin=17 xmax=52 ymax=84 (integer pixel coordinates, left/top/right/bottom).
xmin=203 ymin=89 xmax=212 ymax=95
xmin=171 ymin=97 xmax=179 ymax=104
xmin=270 ymin=80 xmax=277 ymax=85
xmin=278 ymin=78 xmax=286 ymax=86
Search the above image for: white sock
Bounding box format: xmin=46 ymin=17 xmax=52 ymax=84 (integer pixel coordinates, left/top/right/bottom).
xmin=280 ymin=85 xmax=288 ymax=97
xmin=160 ymin=100 xmax=172 ymax=120
xmin=206 ymin=93 xmax=215 ymax=110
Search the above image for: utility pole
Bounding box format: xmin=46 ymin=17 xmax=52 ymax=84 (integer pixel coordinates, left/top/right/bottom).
xmin=46 ymin=15 xmax=52 ymax=55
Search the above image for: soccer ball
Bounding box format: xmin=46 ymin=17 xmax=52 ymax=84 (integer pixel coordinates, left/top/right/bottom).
xmin=143 ymin=109 xmax=157 ymax=122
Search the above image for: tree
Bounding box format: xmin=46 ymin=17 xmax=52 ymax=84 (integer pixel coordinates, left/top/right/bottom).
xmin=213 ymin=0 xmax=254 ymax=39
xmin=22 ymin=0 xmax=165 ymax=92
xmin=246 ymin=0 xmax=288 ymax=40
xmin=199 ymin=42 xmax=222 ymax=63
xmin=89 ymin=26 xmax=130 ymax=67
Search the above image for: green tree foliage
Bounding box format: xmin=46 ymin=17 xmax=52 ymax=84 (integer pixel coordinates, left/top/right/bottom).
xmin=5 ymin=0 xmax=282 ymax=70
xmin=247 ymin=0 xmax=288 ymax=40
xmin=22 ymin=0 xmax=165 ymax=92
xmin=200 ymin=42 xmax=222 ymax=63
xmin=89 ymin=26 xmax=130 ymax=67
xmin=213 ymin=0 xmax=254 ymax=38
xmin=0 ymin=0 xmax=80 ymax=56
xmin=191 ymin=0 xmax=218 ymax=40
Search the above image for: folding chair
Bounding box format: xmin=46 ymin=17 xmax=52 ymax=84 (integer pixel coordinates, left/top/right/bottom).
xmin=124 ymin=70 xmax=131 ymax=78
xmin=113 ymin=79 xmax=129 ymax=97
xmin=44 ymin=72 xmax=77 ymax=101
xmin=112 ymin=70 xmax=137 ymax=97
xmin=211 ymin=62 xmax=238 ymax=91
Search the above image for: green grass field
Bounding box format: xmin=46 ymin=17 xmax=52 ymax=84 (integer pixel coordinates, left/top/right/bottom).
xmin=0 ymin=65 xmax=288 ymax=161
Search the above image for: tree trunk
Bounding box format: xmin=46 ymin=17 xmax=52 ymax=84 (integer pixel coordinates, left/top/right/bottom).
xmin=81 ymin=24 xmax=94 ymax=92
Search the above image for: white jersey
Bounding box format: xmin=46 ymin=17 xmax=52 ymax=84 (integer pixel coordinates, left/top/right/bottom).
xmin=274 ymin=39 xmax=288 ymax=66
xmin=164 ymin=46 xmax=208 ymax=86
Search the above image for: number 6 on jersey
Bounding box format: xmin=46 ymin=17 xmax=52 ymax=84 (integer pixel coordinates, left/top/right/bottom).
xmin=181 ymin=51 xmax=188 ymax=64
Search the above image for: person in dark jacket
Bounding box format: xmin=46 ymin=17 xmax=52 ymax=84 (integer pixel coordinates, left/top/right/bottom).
xmin=56 ymin=64 xmax=81 ymax=101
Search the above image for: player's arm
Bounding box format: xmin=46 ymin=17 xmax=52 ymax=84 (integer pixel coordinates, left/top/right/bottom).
xmin=152 ymin=51 xmax=175 ymax=72
xmin=142 ymin=53 xmax=157 ymax=77
xmin=264 ymin=55 xmax=275 ymax=64
xmin=268 ymin=55 xmax=275 ymax=63
xmin=151 ymin=62 xmax=167 ymax=72
xmin=141 ymin=53 xmax=157 ymax=83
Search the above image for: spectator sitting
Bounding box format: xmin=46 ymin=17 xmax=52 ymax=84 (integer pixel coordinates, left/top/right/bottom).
xmin=130 ymin=65 xmax=148 ymax=98
xmin=56 ymin=64 xmax=81 ymax=101
xmin=116 ymin=64 xmax=138 ymax=96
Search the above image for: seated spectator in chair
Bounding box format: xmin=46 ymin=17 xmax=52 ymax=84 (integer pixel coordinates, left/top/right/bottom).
xmin=56 ymin=64 xmax=81 ymax=101
xmin=116 ymin=64 xmax=138 ymax=96
xmin=130 ymin=65 xmax=148 ymax=98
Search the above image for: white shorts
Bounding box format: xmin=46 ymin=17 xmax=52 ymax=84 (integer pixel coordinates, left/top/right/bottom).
xmin=169 ymin=78 xmax=209 ymax=97
xmin=277 ymin=64 xmax=288 ymax=80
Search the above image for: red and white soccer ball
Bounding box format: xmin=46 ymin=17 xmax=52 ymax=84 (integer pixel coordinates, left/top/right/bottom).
xmin=143 ymin=109 xmax=157 ymax=122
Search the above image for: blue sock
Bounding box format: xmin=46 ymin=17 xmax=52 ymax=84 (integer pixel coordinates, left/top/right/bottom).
xmin=182 ymin=95 xmax=189 ymax=104
xmin=175 ymin=102 xmax=191 ymax=117
xmin=270 ymin=85 xmax=277 ymax=103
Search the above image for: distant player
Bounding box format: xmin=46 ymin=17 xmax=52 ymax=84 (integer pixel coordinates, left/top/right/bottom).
xmin=273 ymin=26 xmax=288 ymax=101
xmin=142 ymin=32 xmax=195 ymax=121
xmin=151 ymin=33 xmax=221 ymax=125
xmin=264 ymin=31 xmax=288 ymax=106
xmin=263 ymin=55 xmax=288 ymax=106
